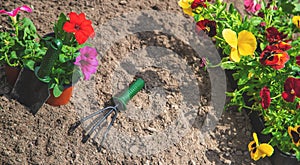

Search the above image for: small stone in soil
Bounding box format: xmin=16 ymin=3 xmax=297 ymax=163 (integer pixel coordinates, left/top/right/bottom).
xmin=119 ymin=1 xmax=127 ymax=5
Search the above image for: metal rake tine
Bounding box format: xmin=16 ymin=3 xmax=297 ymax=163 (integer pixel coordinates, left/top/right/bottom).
xmin=82 ymin=107 xmax=115 ymax=143
xmin=96 ymin=109 xmax=118 ymax=152
xmin=68 ymin=106 xmax=115 ymax=135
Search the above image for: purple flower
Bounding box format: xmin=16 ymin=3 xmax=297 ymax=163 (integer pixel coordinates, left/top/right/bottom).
xmin=0 ymin=5 xmax=32 ymax=17
xmin=244 ymin=0 xmax=261 ymax=13
xmin=74 ymin=46 xmax=99 ymax=80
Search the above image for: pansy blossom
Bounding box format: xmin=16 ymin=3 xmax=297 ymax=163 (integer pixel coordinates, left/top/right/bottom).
xmin=266 ymin=27 xmax=287 ymax=44
xmin=196 ymin=19 xmax=216 ymax=37
xmin=260 ymin=86 xmax=271 ymax=109
xmin=288 ymin=125 xmax=300 ymax=147
xmin=63 ymin=12 xmax=95 ymax=44
xmin=222 ymin=29 xmax=257 ymax=62
xmin=74 ymin=46 xmax=99 ymax=80
xmin=178 ymin=0 xmax=194 ymax=16
xmin=259 ymin=45 xmax=290 ymax=70
xmin=191 ymin=0 xmax=210 ymax=9
xmin=292 ymin=16 xmax=300 ymax=29
xmin=282 ymin=77 xmax=300 ymax=102
xmin=248 ymin=132 xmax=274 ymax=161
xmin=0 ymin=5 xmax=32 ymax=17
xmin=296 ymin=56 xmax=300 ymax=66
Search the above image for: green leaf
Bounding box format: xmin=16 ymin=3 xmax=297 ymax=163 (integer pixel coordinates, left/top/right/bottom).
xmin=23 ymin=60 xmax=35 ymax=71
xmin=53 ymin=84 xmax=63 ymax=97
xmin=249 ymin=17 xmax=263 ymax=27
xmin=54 ymin=13 xmax=67 ymax=35
xmin=280 ymin=2 xmax=295 ymax=14
xmin=221 ymin=61 xmax=236 ymax=70
xmin=59 ymin=54 xmax=66 ymax=63
xmin=20 ymin=17 xmax=37 ymax=39
xmin=296 ymin=150 xmax=300 ymax=160
xmin=293 ymin=3 xmax=300 ymax=12
xmin=262 ymin=126 xmax=274 ymax=134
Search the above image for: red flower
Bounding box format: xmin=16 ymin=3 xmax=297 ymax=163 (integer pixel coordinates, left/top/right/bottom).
xmin=260 ymin=46 xmax=290 ymax=70
xmin=282 ymin=77 xmax=300 ymax=102
xmin=272 ymin=42 xmax=292 ymax=51
xmin=196 ymin=19 xmax=216 ymax=37
xmin=191 ymin=0 xmax=210 ymax=9
xmin=260 ymin=86 xmax=271 ymax=109
xmin=296 ymin=56 xmax=300 ymax=66
xmin=63 ymin=12 xmax=95 ymax=44
xmin=266 ymin=27 xmax=287 ymax=44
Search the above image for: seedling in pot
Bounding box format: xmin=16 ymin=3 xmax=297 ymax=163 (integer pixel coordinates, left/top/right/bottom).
xmin=11 ymin=38 xmax=63 ymax=115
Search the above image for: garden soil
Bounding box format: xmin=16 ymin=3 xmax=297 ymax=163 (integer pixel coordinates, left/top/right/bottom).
xmin=0 ymin=0 xmax=271 ymax=164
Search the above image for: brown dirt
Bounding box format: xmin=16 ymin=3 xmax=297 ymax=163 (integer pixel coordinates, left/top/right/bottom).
xmin=0 ymin=0 xmax=272 ymax=164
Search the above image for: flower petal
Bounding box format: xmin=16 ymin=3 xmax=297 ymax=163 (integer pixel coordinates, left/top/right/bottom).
xmin=237 ymin=30 xmax=257 ymax=56
xmin=222 ymin=29 xmax=238 ymax=49
xmin=63 ymin=22 xmax=77 ymax=33
xmin=20 ymin=5 xmax=32 ymax=13
xmin=292 ymin=16 xmax=300 ymax=28
xmin=282 ymin=91 xmax=295 ymax=102
xmin=230 ymin=47 xmax=240 ymax=62
xmin=75 ymin=30 xmax=89 ymax=44
xmin=253 ymin=132 xmax=259 ymax=146
xmin=257 ymin=144 xmax=274 ymax=157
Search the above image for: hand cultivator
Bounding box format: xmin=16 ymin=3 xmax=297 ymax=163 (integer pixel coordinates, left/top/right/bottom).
xmin=68 ymin=78 xmax=145 ymax=150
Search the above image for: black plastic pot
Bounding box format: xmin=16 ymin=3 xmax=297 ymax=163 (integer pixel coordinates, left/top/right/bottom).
xmin=245 ymin=109 xmax=299 ymax=165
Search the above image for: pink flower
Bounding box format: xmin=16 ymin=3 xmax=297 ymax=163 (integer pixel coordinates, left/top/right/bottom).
xmin=244 ymin=0 xmax=261 ymax=13
xmin=260 ymin=86 xmax=271 ymax=109
xmin=74 ymin=46 xmax=99 ymax=80
xmin=0 ymin=5 xmax=32 ymax=17
xmin=199 ymin=57 xmax=207 ymax=68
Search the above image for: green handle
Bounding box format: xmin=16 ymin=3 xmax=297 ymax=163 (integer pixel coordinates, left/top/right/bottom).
xmin=113 ymin=78 xmax=145 ymax=111
xmin=37 ymin=38 xmax=63 ymax=82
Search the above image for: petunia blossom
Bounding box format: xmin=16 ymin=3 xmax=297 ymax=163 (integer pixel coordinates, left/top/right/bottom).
xmin=266 ymin=27 xmax=287 ymax=44
xmin=259 ymin=45 xmax=290 ymax=70
xmin=0 ymin=5 xmax=32 ymax=17
xmin=282 ymin=77 xmax=300 ymax=102
xmin=260 ymin=86 xmax=271 ymax=109
xmin=196 ymin=19 xmax=216 ymax=37
xmin=244 ymin=0 xmax=261 ymax=13
xmin=63 ymin=12 xmax=95 ymax=44
xmin=74 ymin=46 xmax=99 ymax=80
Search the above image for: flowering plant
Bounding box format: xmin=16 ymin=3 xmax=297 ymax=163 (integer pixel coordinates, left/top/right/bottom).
xmin=0 ymin=5 xmax=99 ymax=97
xmin=179 ymin=0 xmax=300 ymax=161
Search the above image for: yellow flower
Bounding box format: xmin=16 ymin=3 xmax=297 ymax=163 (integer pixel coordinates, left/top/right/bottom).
xmin=288 ymin=125 xmax=300 ymax=147
xmin=292 ymin=16 xmax=300 ymax=28
xmin=178 ymin=0 xmax=194 ymax=16
xmin=248 ymin=132 xmax=274 ymax=161
xmin=222 ymin=29 xmax=257 ymax=62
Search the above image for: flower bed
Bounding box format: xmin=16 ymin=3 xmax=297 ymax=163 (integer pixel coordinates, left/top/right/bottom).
xmin=179 ymin=0 xmax=300 ymax=162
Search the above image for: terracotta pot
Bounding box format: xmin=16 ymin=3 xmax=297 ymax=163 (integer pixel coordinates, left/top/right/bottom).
xmin=46 ymin=86 xmax=73 ymax=106
xmin=4 ymin=65 xmax=21 ymax=86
